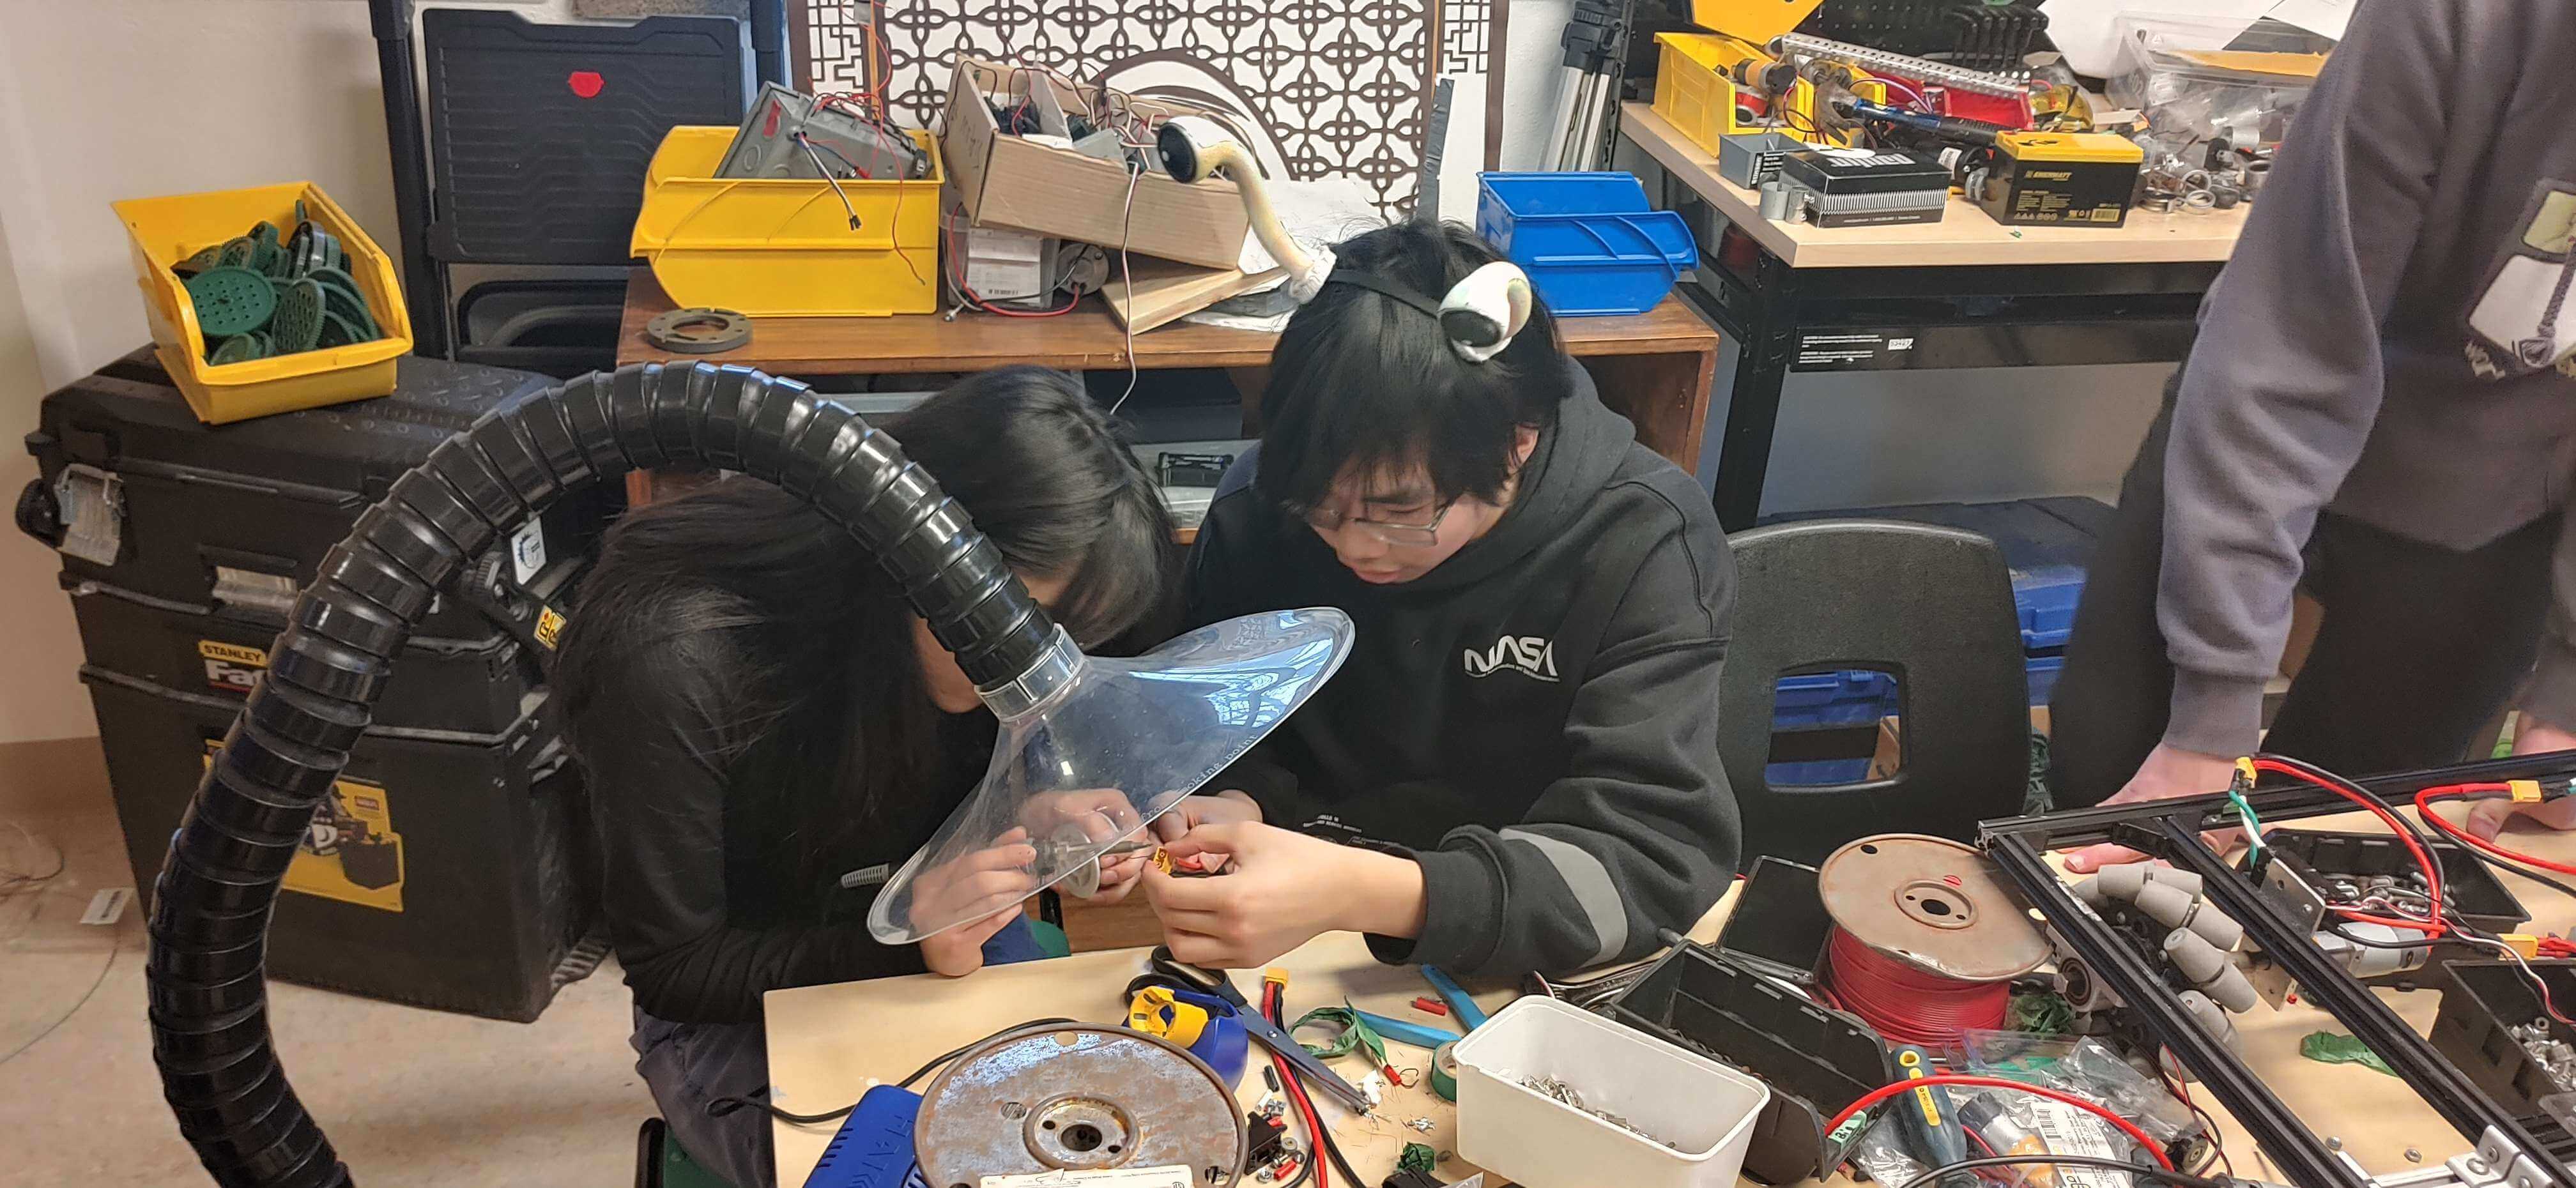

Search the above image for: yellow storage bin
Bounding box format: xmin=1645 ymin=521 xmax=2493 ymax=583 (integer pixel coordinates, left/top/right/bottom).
xmin=1689 ymin=0 xmax=1823 ymax=39
xmin=113 ymin=182 xmax=413 ymax=425
xmin=1653 ymin=33 xmax=1836 ymax=158
xmin=631 ymin=126 xmax=942 ymax=317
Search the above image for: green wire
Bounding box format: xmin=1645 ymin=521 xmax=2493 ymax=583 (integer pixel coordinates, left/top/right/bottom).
xmin=2227 ymin=786 xmax=2266 ymax=868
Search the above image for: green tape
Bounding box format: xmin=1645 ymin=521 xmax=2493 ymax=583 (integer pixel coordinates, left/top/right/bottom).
xmin=1429 ymin=1041 xmax=1458 ymax=1102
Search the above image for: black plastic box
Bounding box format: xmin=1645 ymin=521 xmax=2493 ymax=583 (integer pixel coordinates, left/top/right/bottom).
xmin=2434 ymin=960 xmax=2576 ymax=1121
xmin=1609 ymin=943 xmax=1894 ymax=1184
xmin=2260 ymin=828 xmax=2529 ymax=982
xmin=424 ymin=10 xmax=751 ymax=266
xmin=89 ymin=667 xmax=594 ymax=1021
xmin=24 ymin=348 xmax=610 ymax=641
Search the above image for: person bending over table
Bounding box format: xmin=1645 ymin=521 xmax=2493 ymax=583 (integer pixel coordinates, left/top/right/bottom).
xmin=1105 ymin=222 xmax=1740 ymax=975
xmin=2046 ymin=0 xmax=2576 ymax=871
xmin=553 ymin=367 xmax=1176 ymax=1187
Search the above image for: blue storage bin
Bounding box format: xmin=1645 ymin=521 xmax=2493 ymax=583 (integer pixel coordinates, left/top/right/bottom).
xmin=2015 ymin=568 xmax=2085 ymax=653
xmin=1766 ymin=758 xmax=1877 ymax=786
xmin=1772 ymin=669 xmax=1899 ymax=729
xmin=2026 ymin=651 xmax=2066 ymax=707
xmin=1475 ymin=172 xmax=1698 ymax=317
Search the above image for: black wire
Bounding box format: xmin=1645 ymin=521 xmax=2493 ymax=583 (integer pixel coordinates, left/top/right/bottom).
xmin=704 ymin=1016 xmax=1078 ymax=1126
xmin=2330 ymin=926 xmax=2445 ymax=951
xmin=2425 ymin=794 xmax=2576 ymax=901
xmin=1893 ymin=1155 xmax=2227 ymax=1188
xmin=1266 ymin=982 xmax=1367 ymax=1188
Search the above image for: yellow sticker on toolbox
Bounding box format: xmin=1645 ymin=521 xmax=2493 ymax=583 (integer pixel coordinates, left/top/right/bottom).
xmin=199 ymin=639 xmax=269 ymax=694
xmin=203 ymin=743 xmax=406 ymax=913
xmin=533 ymin=607 xmax=566 ymax=650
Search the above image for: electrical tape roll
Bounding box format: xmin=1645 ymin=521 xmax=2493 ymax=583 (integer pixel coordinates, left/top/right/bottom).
xmin=1430 ymin=1042 xmax=1459 ymax=1102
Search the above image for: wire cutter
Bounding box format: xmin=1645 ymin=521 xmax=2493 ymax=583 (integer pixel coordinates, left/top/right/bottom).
xmin=1144 ymin=946 xmax=1373 ymax=1113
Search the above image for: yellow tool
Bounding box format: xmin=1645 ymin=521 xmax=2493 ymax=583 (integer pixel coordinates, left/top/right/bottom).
xmin=1128 ymin=985 xmax=1211 ymax=1047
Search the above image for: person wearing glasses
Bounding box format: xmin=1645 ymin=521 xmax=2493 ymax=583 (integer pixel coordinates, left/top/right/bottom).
xmin=1126 ymin=222 xmax=1740 ymax=976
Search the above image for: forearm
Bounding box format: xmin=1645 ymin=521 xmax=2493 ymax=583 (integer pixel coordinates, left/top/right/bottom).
xmin=1333 ymin=848 xmax=1427 ymax=940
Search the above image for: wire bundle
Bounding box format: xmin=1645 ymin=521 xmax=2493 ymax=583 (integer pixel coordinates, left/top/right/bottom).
xmin=1821 ymin=925 xmax=2012 ymax=1045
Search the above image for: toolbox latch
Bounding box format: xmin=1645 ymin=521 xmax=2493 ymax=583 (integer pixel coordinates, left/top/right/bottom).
xmin=52 ymin=464 xmax=125 ymax=566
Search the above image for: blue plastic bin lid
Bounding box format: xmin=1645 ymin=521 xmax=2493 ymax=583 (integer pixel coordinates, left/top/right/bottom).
xmin=1478 ymin=171 xmax=1655 ymax=217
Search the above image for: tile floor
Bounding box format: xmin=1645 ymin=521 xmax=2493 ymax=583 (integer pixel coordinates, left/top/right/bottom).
xmin=1 ymin=736 xmax=647 ymax=1186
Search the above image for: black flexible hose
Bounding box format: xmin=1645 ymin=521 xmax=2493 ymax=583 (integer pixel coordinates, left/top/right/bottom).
xmin=146 ymin=362 xmax=1061 ymax=1186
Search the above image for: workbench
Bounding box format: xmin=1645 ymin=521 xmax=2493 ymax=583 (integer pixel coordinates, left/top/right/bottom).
xmin=762 ymin=809 xmax=2576 ymax=1188
xmin=615 ymin=273 xmax=1722 ymax=508
xmin=1618 ymin=102 xmax=2250 ymax=531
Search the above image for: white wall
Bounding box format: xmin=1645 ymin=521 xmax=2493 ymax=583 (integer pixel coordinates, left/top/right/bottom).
xmin=0 ymin=0 xmax=407 ymax=743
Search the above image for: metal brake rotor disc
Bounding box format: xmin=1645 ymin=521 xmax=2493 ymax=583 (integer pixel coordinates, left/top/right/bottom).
xmin=644 ymin=306 xmax=753 ymax=354
xmin=1817 ymin=833 xmax=2049 ymax=982
xmin=915 ymin=1023 xmax=1247 ymax=1188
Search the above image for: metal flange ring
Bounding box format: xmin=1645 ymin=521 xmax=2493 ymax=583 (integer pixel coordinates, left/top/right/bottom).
xmin=644 ymin=307 xmax=753 ymax=354
xmin=915 ymin=1023 xmax=1246 ymax=1188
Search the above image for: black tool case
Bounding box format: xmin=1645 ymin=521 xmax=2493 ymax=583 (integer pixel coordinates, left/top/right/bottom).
xmin=1609 ymin=943 xmax=1894 ymax=1184
xmin=19 ymin=348 xmax=610 ymax=1020
xmin=424 ymin=10 xmax=750 ymax=266
xmin=91 ymin=671 xmax=594 ymax=1022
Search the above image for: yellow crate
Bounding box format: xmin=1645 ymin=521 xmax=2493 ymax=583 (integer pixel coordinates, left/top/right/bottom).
xmin=1689 ymin=0 xmax=1823 ymax=40
xmin=630 ymin=126 xmax=942 ymax=317
xmin=1655 ymin=33 xmax=1830 ymax=157
xmin=112 ymin=182 xmax=413 ymax=425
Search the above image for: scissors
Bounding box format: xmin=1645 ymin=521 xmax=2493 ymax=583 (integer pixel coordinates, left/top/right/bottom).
xmin=1144 ymin=946 xmax=1373 ymax=1113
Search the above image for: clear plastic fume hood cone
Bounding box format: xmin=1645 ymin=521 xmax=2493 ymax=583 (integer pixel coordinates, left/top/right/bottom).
xmin=868 ymin=607 xmax=1353 ymax=943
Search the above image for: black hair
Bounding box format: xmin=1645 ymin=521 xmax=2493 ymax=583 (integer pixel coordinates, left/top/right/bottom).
xmin=1256 ymin=221 xmax=1572 ymax=512
xmin=554 ymin=365 xmax=1176 ymax=897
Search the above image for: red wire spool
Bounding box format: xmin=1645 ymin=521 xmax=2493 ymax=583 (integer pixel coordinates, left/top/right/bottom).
xmin=1816 ymin=835 xmax=2051 ymax=1046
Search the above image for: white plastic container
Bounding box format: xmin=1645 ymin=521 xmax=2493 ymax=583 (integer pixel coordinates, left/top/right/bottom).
xmin=1451 ymin=995 xmax=1772 ymax=1188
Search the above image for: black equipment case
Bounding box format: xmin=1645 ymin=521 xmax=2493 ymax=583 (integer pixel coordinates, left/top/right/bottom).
xmin=17 ymin=349 xmax=611 ymax=1021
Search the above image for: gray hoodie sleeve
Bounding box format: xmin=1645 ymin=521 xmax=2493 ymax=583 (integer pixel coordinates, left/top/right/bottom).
xmin=2156 ymin=1 xmax=2459 ymax=756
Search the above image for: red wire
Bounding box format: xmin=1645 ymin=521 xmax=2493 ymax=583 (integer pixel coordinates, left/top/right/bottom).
xmin=1262 ymin=982 xmax=1329 ymax=1188
xmin=2253 ymin=758 xmax=2448 ymax=936
xmin=1824 ymin=1075 xmax=2177 ymax=1172
xmin=1822 ymin=927 xmax=2011 ymax=1045
xmin=2418 ymin=786 xmax=2576 ymax=876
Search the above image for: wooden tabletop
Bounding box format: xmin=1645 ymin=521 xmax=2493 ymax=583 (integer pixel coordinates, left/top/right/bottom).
xmin=1620 ymin=102 xmax=2251 ymax=270
xmin=764 ymin=809 xmax=2576 ymax=1187
xmin=618 ymin=271 xmax=1718 ymax=374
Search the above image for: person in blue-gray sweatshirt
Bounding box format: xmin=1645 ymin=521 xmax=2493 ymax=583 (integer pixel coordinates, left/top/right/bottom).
xmin=2051 ymin=0 xmax=2576 ymax=869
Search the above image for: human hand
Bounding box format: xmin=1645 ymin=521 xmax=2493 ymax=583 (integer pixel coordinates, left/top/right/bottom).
xmin=1030 ymin=789 xmax=1153 ymax=904
xmin=1143 ymin=823 xmax=1424 ymax=968
xmin=2063 ymin=744 xmax=2242 ymax=873
xmin=904 ymin=827 xmax=1038 ymax=938
xmin=2468 ymin=718 xmax=2576 ymax=839
xmin=919 ymin=904 xmax=1026 ymax=977
xmin=1144 ymin=791 xmax=1264 ymax=869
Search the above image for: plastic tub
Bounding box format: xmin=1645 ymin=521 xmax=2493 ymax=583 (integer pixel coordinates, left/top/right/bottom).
xmin=629 ymin=126 xmax=942 ymax=317
xmin=1476 ymin=172 xmax=1698 ymax=317
xmin=112 ymin=182 xmax=413 ymax=424
xmin=1452 ymin=995 xmax=1772 ymax=1188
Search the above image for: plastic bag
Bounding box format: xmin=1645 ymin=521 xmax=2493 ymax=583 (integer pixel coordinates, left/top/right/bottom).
xmin=1953 ymin=1031 xmax=2201 ymax=1146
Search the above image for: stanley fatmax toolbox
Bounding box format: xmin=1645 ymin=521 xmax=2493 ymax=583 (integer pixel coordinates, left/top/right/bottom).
xmin=86 ymin=672 xmax=594 ymax=1021
xmin=17 ymin=349 xmax=609 ymax=1019
xmin=18 ymin=347 xmax=609 ymax=733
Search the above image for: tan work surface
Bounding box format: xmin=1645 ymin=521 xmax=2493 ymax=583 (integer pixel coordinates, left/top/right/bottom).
xmin=1620 ymin=102 xmax=2250 ymax=270
xmin=765 ymin=808 xmax=2576 ymax=1187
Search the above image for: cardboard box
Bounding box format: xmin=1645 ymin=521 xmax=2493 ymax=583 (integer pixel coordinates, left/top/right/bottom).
xmin=940 ymin=58 xmax=1253 ymax=270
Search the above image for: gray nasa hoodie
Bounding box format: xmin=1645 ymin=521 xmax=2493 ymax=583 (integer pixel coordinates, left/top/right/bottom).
xmin=2161 ymin=0 xmax=2576 ymax=754
xmin=1185 ymin=365 xmax=1740 ymax=977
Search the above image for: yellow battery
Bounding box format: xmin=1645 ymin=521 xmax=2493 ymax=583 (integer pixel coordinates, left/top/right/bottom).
xmin=1975 ymin=132 xmax=2145 ymax=227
